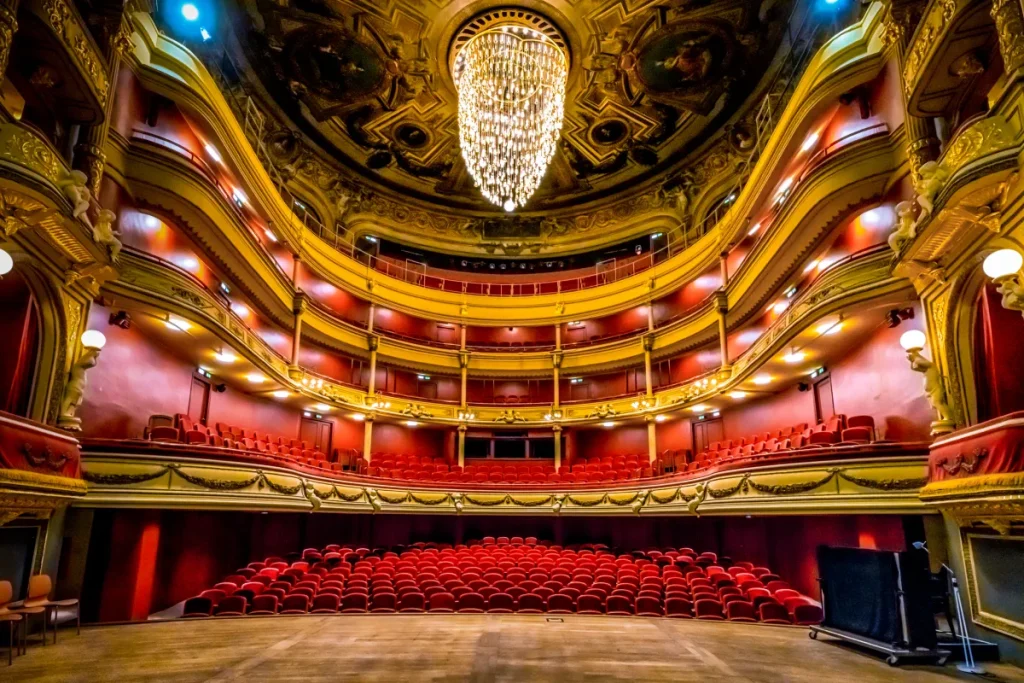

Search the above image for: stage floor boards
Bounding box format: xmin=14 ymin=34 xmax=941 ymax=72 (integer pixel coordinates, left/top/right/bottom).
xmin=7 ymin=615 xmax=1023 ymax=682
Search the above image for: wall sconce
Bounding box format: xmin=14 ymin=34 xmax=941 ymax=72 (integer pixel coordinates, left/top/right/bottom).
xmin=983 ymin=248 xmax=1024 ymax=313
xmin=369 ymin=394 xmax=391 ymax=410
xmin=899 ymin=330 xmax=954 ymax=434
xmin=631 ymin=393 xmax=653 ymax=410
xmin=543 ymin=409 xmax=562 ymax=421
xmin=0 ymin=248 xmax=13 ymax=276
xmin=458 ymin=410 xmax=476 ymax=421
xmin=58 ymin=330 xmax=107 ymax=431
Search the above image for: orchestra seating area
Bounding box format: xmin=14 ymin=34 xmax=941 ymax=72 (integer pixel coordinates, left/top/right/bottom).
xmin=179 ymin=538 xmax=823 ymax=625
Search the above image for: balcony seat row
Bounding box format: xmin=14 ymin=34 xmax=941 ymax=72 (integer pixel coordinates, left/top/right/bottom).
xmin=179 ymin=539 xmax=822 ymax=625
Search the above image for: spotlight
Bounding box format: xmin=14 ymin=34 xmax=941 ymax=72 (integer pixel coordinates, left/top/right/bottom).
xmin=405 ymin=421 xmax=419 ymax=427
xmin=886 ymin=307 xmax=915 ymax=328
xmin=797 ymin=382 xmax=810 ymax=392
xmin=108 ymin=311 xmax=132 ymax=329
xmin=350 ymin=413 xmax=366 ymax=421
xmin=655 ymin=415 xmax=667 ymax=422
xmin=782 ymin=351 xmax=806 ymax=364
xmin=602 ymin=421 xmax=615 ymax=428
xmin=753 ymin=374 xmax=772 ymax=385
xmin=214 ymin=350 xmax=237 ymax=363
xmin=247 ymin=373 xmax=265 ymax=384
xmin=314 ymin=403 xmax=331 ymax=412
xmin=181 ymin=3 xmax=199 ymax=21
xmin=271 ymin=390 xmax=289 ymax=399
xmin=728 ymin=391 xmax=746 ymax=399
xmin=213 ymin=383 xmax=227 ymax=393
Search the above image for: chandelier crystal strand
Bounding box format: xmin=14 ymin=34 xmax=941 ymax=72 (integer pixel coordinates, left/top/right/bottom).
xmin=454 ymin=25 xmax=568 ymax=212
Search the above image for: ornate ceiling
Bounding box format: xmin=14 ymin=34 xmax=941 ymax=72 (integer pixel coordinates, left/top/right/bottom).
xmin=223 ymin=0 xmax=793 ymax=250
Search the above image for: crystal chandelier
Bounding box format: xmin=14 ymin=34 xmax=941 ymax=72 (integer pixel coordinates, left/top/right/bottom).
xmin=453 ymin=23 xmax=568 ymax=212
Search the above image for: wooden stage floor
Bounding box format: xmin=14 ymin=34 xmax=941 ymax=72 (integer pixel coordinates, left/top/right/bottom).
xmin=7 ymin=615 xmax=1024 ymax=682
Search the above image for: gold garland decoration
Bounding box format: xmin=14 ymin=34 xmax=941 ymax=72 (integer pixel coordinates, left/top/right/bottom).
xmin=82 ymin=467 xmax=170 ymax=485
xmin=169 ymin=465 xmax=260 ymax=491
xmin=566 ymin=494 xmax=609 ymax=507
xmin=409 ymin=492 xmax=451 ymax=506
xmin=463 ymin=494 xmax=512 ymax=507
xmin=650 ymin=489 xmax=682 ymax=504
xmin=746 ymin=469 xmax=838 ymax=496
xmin=376 ymin=491 xmax=413 ymax=505
xmin=508 ymin=495 xmax=555 ymax=507
xmin=606 ymin=492 xmax=641 ymax=506
xmin=838 ymin=472 xmax=928 ymax=491
xmin=259 ymin=473 xmax=302 ymax=496
xmin=707 ymin=477 xmax=749 ymax=499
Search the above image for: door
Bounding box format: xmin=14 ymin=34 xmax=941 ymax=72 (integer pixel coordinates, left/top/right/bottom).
xmin=814 ymin=375 xmax=835 ymax=424
xmin=691 ymin=417 xmax=724 ymax=453
xmin=300 ymin=417 xmax=333 ymax=453
xmin=188 ymin=375 xmax=210 ymax=425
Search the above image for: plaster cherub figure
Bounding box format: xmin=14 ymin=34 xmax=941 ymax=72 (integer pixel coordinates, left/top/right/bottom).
xmin=887 ymin=200 xmax=917 ymax=253
xmin=906 ymin=347 xmax=953 ymax=423
xmin=59 ymin=170 xmax=93 ymax=229
xmin=92 ymin=208 xmax=122 ymax=262
xmin=912 ymin=161 xmax=949 ymax=228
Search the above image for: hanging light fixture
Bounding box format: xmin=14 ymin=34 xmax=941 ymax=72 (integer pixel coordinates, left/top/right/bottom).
xmin=453 ymin=16 xmax=568 ymax=212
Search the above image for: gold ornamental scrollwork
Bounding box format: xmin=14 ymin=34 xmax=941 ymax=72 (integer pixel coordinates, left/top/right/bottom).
xmin=41 ymin=0 xmax=110 ymax=100
xmin=992 ymin=0 xmax=1024 ymax=74
xmin=940 ymin=116 xmax=1014 ymax=173
xmin=903 ymin=0 xmax=957 ymax=98
xmin=0 ymin=124 xmax=64 ymax=183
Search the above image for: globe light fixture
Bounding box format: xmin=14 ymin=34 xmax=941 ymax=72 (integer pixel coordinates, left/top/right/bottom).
xmin=983 ymin=248 xmax=1023 ymax=279
xmin=81 ymin=330 xmax=107 ymax=349
xmin=181 ymin=3 xmax=199 ymax=21
xmin=899 ymin=330 xmax=926 ymax=352
xmin=0 ymin=247 xmax=13 ymax=275
xmin=453 ymin=18 xmax=568 ymax=212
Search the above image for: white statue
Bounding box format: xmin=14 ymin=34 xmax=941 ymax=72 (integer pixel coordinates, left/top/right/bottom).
xmin=887 ymin=200 xmax=917 ymax=253
xmin=912 ymin=161 xmax=949 ymax=228
xmin=58 ymin=346 xmax=102 ymax=431
xmin=59 ymin=170 xmax=93 ymax=230
xmin=92 ymin=209 xmax=122 ymax=262
xmin=906 ymin=348 xmax=953 ymax=423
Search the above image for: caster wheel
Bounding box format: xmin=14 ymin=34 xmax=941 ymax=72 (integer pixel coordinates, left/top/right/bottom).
xmin=886 ymin=655 xmax=899 ymax=666
xmin=809 ymin=631 xmax=818 ymax=640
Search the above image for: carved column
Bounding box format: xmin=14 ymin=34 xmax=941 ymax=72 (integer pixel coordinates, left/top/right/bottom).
xmin=367 ymin=334 xmax=379 ymax=396
xmin=457 ymin=423 xmax=466 ymax=468
xmin=289 ymin=293 xmax=306 ymax=372
xmin=886 ymin=3 xmax=940 ymax=178
xmin=0 ymin=0 xmax=18 ymax=84
xmin=459 ymin=350 xmax=469 ymax=409
xmin=367 ymin=303 xmax=375 ymax=333
xmin=991 ymin=0 xmax=1024 ymax=75
xmin=646 ymin=415 xmax=657 ymax=465
xmin=552 ymin=350 xmax=562 ymax=407
xmin=363 ymin=414 xmax=374 ymax=463
xmin=552 ymin=424 xmax=562 ymax=470
xmin=715 ymin=290 xmax=730 ymax=369
xmin=642 ymin=333 xmax=654 ymax=398
xmin=74 ymin=15 xmax=134 ymax=196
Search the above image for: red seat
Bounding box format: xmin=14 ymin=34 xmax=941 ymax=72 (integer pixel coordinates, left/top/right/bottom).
xmin=694 ymin=598 xmax=724 ymax=620
xmin=664 ymin=597 xmax=693 ymax=618
xmin=182 ymin=596 xmax=213 ymax=617
xmin=726 ymin=600 xmax=757 ymax=622
xmin=428 ymin=592 xmax=456 ymax=613
xmin=547 ymin=593 xmax=575 ymax=614
xmin=517 ymin=593 xmax=545 ymax=614
xmin=457 ymin=592 xmax=485 ymax=613
xmin=758 ymin=602 xmax=791 ymax=624
xmin=576 ymin=593 xmax=604 ymax=615
xmin=341 ymin=593 xmax=368 ymax=613
xmin=214 ymin=596 xmax=247 ymax=616
xmin=636 ymin=596 xmax=662 ymax=617
xmin=792 ymin=602 xmax=824 ymax=625
xmin=249 ymin=594 xmax=279 ymax=615
xmin=310 ymin=594 xmax=340 ymax=613
xmin=486 ymin=592 xmax=515 ymax=613
xmin=398 ymin=592 xmax=425 ymax=613
xmin=606 ymin=594 xmax=633 ymax=616
xmin=280 ymin=594 xmax=310 ymax=614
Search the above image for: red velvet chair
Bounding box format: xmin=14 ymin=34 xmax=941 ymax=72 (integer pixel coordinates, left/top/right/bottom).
xmin=576 ymin=594 xmax=604 ymax=615
xmin=726 ymin=600 xmax=757 ymax=622
xmin=457 ymin=592 xmax=485 ymax=613
xmin=182 ymin=596 xmax=213 ymax=618
xmin=664 ymin=597 xmax=693 ymax=618
xmin=249 ymin=595 xmax=279 ymax=615
xmin=398 ymin=592 xmax=425 ymax=613
xmin=792 ymin=602 xmax=824 ymax=625
xmin=310 ymin=594 xmax=340 ymax=614
xmin=341 ymin=593 xmax=368 ymax=613
xmin=428 ymin=592 xmax=456 ymax=613
xmin=280 ymin=594 xmax=310 ymax=614
xmin=635 ymin=596 xmax=662 ymax=617
xmin=758 ymin=602 xmax=791 ymax=624
xmin=214 ymin=596 xmax=247 ymax=616
xmin=486 ymin=593 xmax=515 ymax=613
xmin=546 ymin=593 xmax=575 ymax=614
xmin=693 ymin=598 xmax=724 ymax=620
xmin=606 ymin=594 xmax=633 ymax=616
xmin=197 ymin=589 xmax=226 ymax=606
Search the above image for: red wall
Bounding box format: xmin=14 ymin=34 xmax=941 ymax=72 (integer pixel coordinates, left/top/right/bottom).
xmin=722 ymin=384 xmax=815 ymax=443
xmin=0 ymin=272 xmax=38 ymax=416
xmin=372 ymin=423 xmax=446 ymax=459
xmin=575 ymin=425 xmax=648 ymax=459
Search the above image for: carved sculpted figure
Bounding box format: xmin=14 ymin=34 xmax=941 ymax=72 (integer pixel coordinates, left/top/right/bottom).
xmin=656 ymin=39 xmax=712 ymax=83
xmin=92 ymin=209 xmax=122 ymax=262
xmin=59 ymin=346 xmax=102 ymax=430
xmin=906 ymin=348 xmax=953 ymax=422
xmin=59 ymin=170 xmax=93 ymax=229
xmin=887 ymin=200 xmax=917 ymax=253
xmin=912 ymin=161 xmax=949 ymax=227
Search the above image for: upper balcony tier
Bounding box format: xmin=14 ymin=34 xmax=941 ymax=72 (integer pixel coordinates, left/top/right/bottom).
xmin=119 ymin=3 xmax=893 ymax=326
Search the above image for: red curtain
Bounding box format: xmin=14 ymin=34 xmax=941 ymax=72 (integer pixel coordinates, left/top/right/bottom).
xmin=974 ymin=283 xmax=1024 ymax=421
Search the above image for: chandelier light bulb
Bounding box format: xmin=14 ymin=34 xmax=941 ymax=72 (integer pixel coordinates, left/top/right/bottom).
xmin=983 ymin=249 xmax=1023 ymax=279
xmin=453 ymin=22 xmax=568 ymax=211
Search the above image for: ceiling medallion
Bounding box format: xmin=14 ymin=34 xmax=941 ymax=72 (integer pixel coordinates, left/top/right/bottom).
xmin=452 ymin=9 xmax=569 ymax=212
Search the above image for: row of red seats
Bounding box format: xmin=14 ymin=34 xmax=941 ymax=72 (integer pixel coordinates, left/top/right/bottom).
xmin=144 ymin=414 xmax=339 ymax=470
xmin=180 ymin=540 xmax=821 ymax=625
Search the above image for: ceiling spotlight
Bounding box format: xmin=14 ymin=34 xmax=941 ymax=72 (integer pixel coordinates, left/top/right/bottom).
xmin=214 ymin=350 xmax=237 ymax=363
xmin=782 ymin=351 xmax=806 ymax=363
xmin=405 ymin=420 xmax=419 ymax=428
xmin=271 ymin=390 xmax=289 ymax=399
xmin=753 ymin=374 xmax=772 ymax=385
xmin=748 ymin=222 xmax=762 ymax=236
xmin=816 ymin=320 xmax=842 ymax=335
xmin=655 ymin=414 xmax=667 ymax=423
xmin=690 ymin=404 xmax=707 ymax=413
xmin=247 ymin=373 xmax=265 ymax=384
xmin=729 ymin=391 xmax=747 ymax=399
xmin=165 ymin=316 xmax=191 ymax=332
xmin=350 ymin=413 xmax=366 ymax=421
xmin=313 ymin=403 xmax=331 ymax=412
xmin=264 ymin=229 xmax=278 ymax=243
xmin=602 ymin=421 xmax=615 ymax=428
xmin=204 ymin=144 xmax=222 ymax=163
xmin=772 ymin=301 xmax=790 ymax=314
xmin=181 ymin=3 xmax=199 ymax=21
xmin=230 ymin=303 xmax=249 ymax=317
xmin=804 ymin=260 xmax=819 ymax=273
xmin=800 ymin=132 xmax=819 ymax=152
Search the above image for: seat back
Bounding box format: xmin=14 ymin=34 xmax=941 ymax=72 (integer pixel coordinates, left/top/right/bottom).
xmin=0 ymin=580 xmax=11 ymax=605
xmin=27 ymin=574 xmax=51 ymax=600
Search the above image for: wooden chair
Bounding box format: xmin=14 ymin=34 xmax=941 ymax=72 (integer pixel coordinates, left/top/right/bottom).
xmin=10 ymin=575 xmax=79 ymax=645
xmin=0 ymin=582 xmax=24 ymax=665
